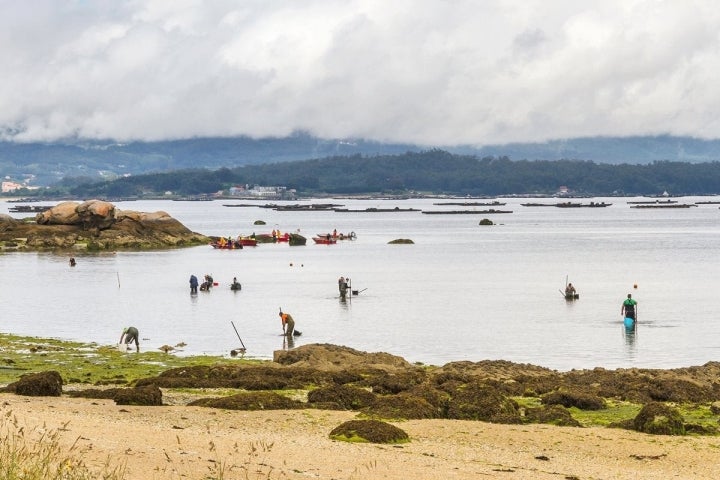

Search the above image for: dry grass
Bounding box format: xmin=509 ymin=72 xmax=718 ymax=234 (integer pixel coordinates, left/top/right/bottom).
xmin=0 ymin=409 xmax=126 ymax=480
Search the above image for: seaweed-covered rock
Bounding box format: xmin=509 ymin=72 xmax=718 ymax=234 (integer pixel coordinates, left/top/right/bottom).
xmin=188 ymin=391 xmax=303 ymax=410
xmin=329 ymin=419 xmax=409 ymax=444
xmin=406 ymin=385 xmax=451 ymax=417
xmin=66 ymin=388 xmax=123 ymax=399
xmin=363 ymin=393 xmax=438 ymax=419
xmin=541 ymin=389 xmax=606 ymax=410
xmin=479 ymin=218 xmax=494 ymax=226
xmin=273 ymin=344 xmax=413 ymax=371
xmin=4 ymin=371 xmax=63 ymax=397
xmin=307 ymin=385 xmax=376 ymax=410
xmin=114 ymin=385 xmax=163 ymax=406
xmin=525 ymin=405 xmax=581 ymax=427
xmin=388 ymin=239 xmax=414 ymax=244
xmin=136 ymin=364 xmax=334 ymax=390
xmin=633 ymin=402 xmax=685 ymax=435
xmin=362 ymin=370 xmax=428 ymax=394
xmin=289 ymin=233 xmax=306 ymax=246
xmin=444 ymin=382 xmax=521 ymax=423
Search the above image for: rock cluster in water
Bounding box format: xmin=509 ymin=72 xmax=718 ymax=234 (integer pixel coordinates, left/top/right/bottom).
xmin=0 ymin=200 xmax=210 ymax=250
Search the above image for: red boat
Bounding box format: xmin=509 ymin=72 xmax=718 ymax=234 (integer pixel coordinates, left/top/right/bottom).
xmin=237 ymin=237 xmax=258 ymax=246
xmin=312 ymin=236 xmax=337 ymax=245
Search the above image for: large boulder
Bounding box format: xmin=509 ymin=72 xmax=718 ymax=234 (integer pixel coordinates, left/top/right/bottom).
xmin=36 ymin=201 xmax=80 ymax=225
xmin=2 ymin=201 xmax=210 ymax=250
xmin=37 ymin=199 xmax=116 ymax=229
xmin=0 ymin=213 xmax=17 ymax=224
xmin=76 ymin=200 xmax=116 ymax=230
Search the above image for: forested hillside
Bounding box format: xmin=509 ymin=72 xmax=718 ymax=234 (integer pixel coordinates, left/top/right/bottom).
xmin=4 ymin=134 xmax=720 ymax=187
xmin=56 ymin=150 xmax=720 ymax=198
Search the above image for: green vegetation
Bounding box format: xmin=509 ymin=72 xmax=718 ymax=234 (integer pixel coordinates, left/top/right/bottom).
xmin=0 ymin=333 xmax=247 ymax=387
xmin=329 ymin=419 xmax=410 ymax=444
xmin=514 ymin=396 xmax=720 ymax=434
xmin=3 ymin=333 xmax=720 ymax=437
xmin=9 ymin=150 xmax=720 ymax=199
xmin=46 ymin=152 xmax=720 ymax=198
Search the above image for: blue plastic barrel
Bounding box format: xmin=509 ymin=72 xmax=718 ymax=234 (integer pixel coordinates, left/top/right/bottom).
xmin=624 ymin=317 xmax=635 ymax=329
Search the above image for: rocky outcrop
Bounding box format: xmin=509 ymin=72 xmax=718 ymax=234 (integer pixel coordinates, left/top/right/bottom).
xmin=1 ymin=200 xmax=210 ymax=250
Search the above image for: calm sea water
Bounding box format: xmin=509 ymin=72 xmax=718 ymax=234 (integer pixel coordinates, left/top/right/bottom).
xmin=2 ymin=196 xmax=720 ymax=371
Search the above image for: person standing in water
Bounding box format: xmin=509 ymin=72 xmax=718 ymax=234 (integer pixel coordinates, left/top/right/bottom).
xmin=119 ymin=326 xmax=140 ymax=352
xmin=621 ymin=294 xmax=638 ymax=320
xmin=338 ymin=276 xmax=348 ymax=298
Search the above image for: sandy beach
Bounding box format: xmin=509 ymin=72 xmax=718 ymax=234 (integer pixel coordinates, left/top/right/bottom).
xmin=2 ymin=392 xmax=719 ymax=480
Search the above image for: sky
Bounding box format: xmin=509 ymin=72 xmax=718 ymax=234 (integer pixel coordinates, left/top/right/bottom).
xmin=2 ymin=0 xmax=720 ymax=146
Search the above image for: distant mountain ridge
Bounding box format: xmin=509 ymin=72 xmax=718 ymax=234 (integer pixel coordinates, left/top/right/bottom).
xmin=2 ymin=133 xmax=720 ymax=187
xmin=469 ymin=135 xmax=720 ymax=164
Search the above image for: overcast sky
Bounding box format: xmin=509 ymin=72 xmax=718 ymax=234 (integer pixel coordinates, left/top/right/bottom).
xmin=2 ymin=0 xmax=720 ymax=146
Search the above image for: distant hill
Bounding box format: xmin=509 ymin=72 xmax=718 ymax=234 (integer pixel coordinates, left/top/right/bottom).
xmin=3 ymin=133 xmax=720 ymax=186
xmin=468 ymin=135 xmax=720 ymax=164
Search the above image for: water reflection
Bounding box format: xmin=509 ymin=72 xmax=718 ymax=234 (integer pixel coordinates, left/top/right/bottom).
xmin=283 ymin=334 xmax=295 ymax=350
xmin=623 ymin=324 xmax=637 ymax=358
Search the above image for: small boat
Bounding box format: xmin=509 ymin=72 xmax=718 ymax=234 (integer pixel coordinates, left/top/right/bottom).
xmin=210 ymin=241 xmax=243 ymax=249
xmin=237 ymin=237 xmax=258 ymax=247
xmin=565 ymin=293 xmax=580 ymax=300
xmin=256 ymin=232 xmax=291 ymax=242
xmin=316 ymin=231 xmax=357 ymax=240
xmin=313 ymin=236 xmax=337 ymax=244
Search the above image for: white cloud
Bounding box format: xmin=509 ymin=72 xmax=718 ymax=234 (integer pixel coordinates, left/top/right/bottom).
xmin=2 ymin=0 xmax=720 ymax=145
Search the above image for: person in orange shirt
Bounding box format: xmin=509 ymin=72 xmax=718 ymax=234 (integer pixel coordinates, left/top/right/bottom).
xmin=279 ymin=311 xmax=295 ymax=337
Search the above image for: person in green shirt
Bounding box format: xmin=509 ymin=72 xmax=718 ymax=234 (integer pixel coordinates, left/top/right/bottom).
xmin=621 ymin=294 xmax=638 ymax=320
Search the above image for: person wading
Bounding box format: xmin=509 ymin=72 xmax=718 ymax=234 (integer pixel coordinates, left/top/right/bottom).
xmin=621 ymin=293 xmax=638 ymax=320
xmin=279 ymin=311 xmax=295 ymax=337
